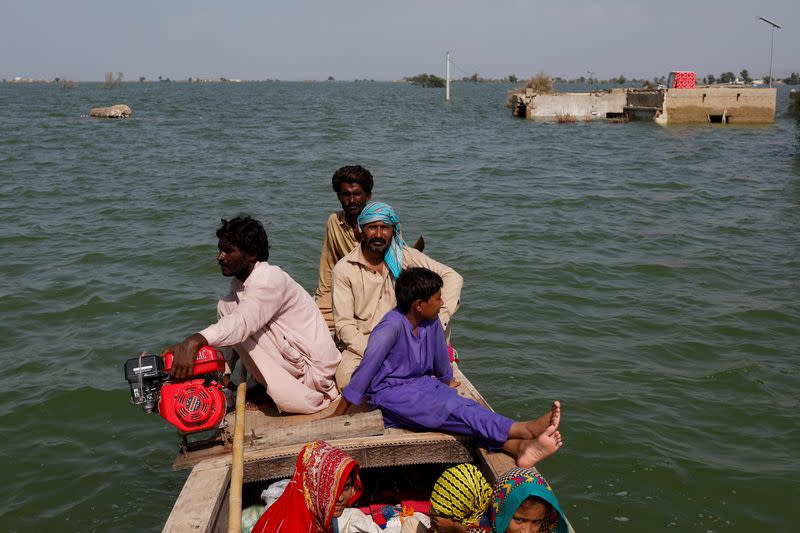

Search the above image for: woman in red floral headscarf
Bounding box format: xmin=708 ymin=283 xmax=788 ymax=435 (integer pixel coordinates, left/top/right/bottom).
xmin=252 ymin=440 xmax=363 ymax=533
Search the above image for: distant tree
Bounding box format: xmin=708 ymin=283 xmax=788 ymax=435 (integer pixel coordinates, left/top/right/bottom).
xmin=706 ymin=74 xmax=716 ymax=84
xmin=719 ymin=72 xmax=736 ymax=84
xmin=739 ymin=69 xmax=752 ymax=83
xmin=188 ymin=77 xmax=192 ymax=82
xmin=405 ymin=73 xmax=445 ymax=88
xmin=139 ymin=76 xmax=145 ymax=82
xmin=762 ymin=75 xmax=771 ymax=84
xmin=508 ymin=74 xmax=518 ymax=83
xmin=469 ymin=73 xmax=479 ymax=82
xmin=525 ymin=72 xmax=553 ymax=93
xmin=158 ymin=76 xmax=163 ymax=82
xmin=327 ymin=76 xmax=335 ymax=81
xmin=616 ymin=75 xmax=626 ymax=84
xmin=103 ymin=71 xmax=123 ymax=88
xmin=783 ymin=73 xmax=800 ymax=85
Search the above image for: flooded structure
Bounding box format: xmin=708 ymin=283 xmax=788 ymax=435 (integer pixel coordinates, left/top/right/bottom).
xmin=510 ymin=86 xmax=777 ymax=125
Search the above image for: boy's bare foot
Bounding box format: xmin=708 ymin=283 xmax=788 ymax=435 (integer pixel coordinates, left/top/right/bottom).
xmin=515 ymin=425 xmax=563 ymax=468
xmin=549 ymin=400 xmax=561 ymax=430
xmin=511 ymin=401 xmax=561 ymax=439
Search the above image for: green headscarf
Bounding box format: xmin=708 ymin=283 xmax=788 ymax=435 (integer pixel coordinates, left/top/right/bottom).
xmin=490 ymin=467 xmax=567 ymax=533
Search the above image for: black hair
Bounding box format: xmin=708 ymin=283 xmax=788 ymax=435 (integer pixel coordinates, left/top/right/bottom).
xmin=395 ymin=267 xmax=443 ymax=314
xmin=331 ymin=165 xmax=374 ymax=195
xmin=216 ymin=215 xmax=270 ymax=261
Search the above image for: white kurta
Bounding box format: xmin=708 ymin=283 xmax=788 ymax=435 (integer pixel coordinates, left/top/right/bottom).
xmin=200 ymin=261 xmax=341 ymax=414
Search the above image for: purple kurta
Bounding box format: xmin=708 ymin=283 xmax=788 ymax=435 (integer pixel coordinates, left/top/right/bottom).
xmin=342 ymin=308 xmax=512 ymax=446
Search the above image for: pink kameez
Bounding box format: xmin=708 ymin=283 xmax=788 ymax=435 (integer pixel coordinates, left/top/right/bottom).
xmin=200 ymin=261 xmax=341 ymax=414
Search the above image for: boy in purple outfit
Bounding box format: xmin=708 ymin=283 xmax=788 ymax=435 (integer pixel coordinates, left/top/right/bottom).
xmin=331 ymin=267 xmax=564 ymax=468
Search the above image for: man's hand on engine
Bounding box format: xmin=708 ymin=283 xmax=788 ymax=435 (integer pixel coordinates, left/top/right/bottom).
xmin=163 ymin=333 xmax=208 ymax=379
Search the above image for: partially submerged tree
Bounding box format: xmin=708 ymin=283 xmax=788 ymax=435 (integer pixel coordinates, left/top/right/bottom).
xmin=405 ymin=73 xmax=445 ymax=88
xmin=103 ymin=71 xmax=123 ymax=88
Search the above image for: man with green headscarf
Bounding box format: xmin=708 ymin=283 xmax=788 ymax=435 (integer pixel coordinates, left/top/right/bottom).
xmin=331 ymin=201 xmax=463 ymax=389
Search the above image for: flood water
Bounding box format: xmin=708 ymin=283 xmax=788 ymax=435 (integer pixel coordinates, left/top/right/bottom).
xmin=1 ymin=81 xmax=798 ymax=531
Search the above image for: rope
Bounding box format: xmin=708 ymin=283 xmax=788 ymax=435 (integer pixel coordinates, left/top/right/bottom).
xmin=448 ymin=55 xmax=476 ymax=79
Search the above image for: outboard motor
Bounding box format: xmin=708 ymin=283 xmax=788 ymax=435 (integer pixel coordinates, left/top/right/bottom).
xmin=124 ymin=346 xmax=227 ymax=434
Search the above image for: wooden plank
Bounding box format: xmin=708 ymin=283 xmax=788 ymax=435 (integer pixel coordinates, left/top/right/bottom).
xmin=244 ymin=433 xmax=474 ymax=482
xmin=222 ymin=396 xmax=373 ymax=433
xmin=244 ymin=409 xmax=385 ymax=451
xmin=175 ymin=409 xmax=385 ymax=471
xmin=177 ymin=430 xmax=476 ymax=481
xmin=163 ymin=462 xmax=230 ymax=533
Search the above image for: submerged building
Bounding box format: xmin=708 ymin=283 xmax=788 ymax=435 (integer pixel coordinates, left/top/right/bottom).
xmin=510 ymin=80 xmax=777 ymax=125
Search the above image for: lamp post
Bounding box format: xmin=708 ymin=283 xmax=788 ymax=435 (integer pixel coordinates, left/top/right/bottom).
xmin=445 ymin=50 xmax=451 ymax=102
xmin=758 ymin=16 xmax=780 ymax=88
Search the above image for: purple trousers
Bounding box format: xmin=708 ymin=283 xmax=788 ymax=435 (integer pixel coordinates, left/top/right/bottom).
xmin=384 ymin=398 xmax=514 ymax=449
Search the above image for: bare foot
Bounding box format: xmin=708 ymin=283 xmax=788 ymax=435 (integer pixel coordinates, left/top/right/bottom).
xmin=511 ymin=401 xmax=562 ymax=439
xmin=515 ymin=425 xmax=563 ymax=468
xmin=549 ymin=400 xmax=561 ymax=431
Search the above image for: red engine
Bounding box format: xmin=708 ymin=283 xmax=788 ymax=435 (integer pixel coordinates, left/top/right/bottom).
xmin=160 ymin=346 xmax=227 ymax=433
xmin=125 ymin=346 xmax=228 ymax=434
xmin=158 ymin=379 xmax=226 ymax=433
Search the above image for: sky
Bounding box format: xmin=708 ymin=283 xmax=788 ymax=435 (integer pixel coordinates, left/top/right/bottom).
xmin=1 ymin=0 xmax=798 ymax=81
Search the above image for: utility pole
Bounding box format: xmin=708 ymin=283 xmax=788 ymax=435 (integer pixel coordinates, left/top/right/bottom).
xmin=445 ymin=51 xmax=451 ymax=102
xmin=758 ymin=16 xmax=780 ymax=88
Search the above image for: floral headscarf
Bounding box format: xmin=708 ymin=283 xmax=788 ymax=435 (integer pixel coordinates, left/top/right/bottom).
xmin=253 ymin=440 xmax=363 ymax=533
xmin=430 ymin=464 xmax=492 ymax=526
xmin=490 ymin=467 xmax=567 ymax=533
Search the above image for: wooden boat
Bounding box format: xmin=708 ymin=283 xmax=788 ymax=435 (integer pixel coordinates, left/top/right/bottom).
xmin=163 ymin=367 xmax=575 ymax=532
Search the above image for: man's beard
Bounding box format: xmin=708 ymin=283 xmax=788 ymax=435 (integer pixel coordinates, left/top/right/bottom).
xmin=366 ymin=238 xmax=389 ymax=255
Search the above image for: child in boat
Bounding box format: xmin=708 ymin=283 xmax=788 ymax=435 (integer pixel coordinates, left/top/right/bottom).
xmin=429 ymin=463 xmax=493 ymax=532
xmin=251 ymin=440 xmax=362 ymax=533
xmin=332 ymin=267 xmax=563 ymax=468
xmin=429 ymin=465 xmax=568 ymax=533
xmin=488 ymin=467 xmax=568 ymax=533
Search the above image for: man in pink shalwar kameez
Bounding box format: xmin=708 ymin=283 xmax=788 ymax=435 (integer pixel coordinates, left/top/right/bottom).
xmin=165 ymin=216 xmax=340 ymax=414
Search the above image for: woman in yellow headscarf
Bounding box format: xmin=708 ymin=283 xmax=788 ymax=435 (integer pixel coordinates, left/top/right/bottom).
xmin=429 ymin=463 xmax=492 ymax=532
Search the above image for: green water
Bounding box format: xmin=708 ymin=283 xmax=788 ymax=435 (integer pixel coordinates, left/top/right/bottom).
xmin=1 ymin=82 xmax=798 ymax=531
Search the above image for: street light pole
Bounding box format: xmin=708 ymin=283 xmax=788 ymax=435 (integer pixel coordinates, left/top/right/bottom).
xmin=758 ymin=16 xmax=780 ymax=88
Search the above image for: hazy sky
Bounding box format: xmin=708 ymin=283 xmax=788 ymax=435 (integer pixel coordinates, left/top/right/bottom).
xmin=2 ymin=0 xmax=797 ymax=81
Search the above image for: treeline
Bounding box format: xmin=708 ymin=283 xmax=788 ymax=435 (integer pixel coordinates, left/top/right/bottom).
xmin=554 ymin=75 xmax=644 ymax=85
xmin=404 ymin=73 xmax=519 ymax=87
xmin=700 ymin=70 xmax=800 ymax=85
